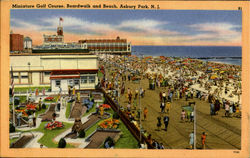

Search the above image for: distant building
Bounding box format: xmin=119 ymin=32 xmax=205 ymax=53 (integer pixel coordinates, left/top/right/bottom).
xmin=23 ymin=37 xmax=32 ymax=53
xmin=43 ymin=18 xmax=64 ymax=47
xmin=10 ymin=54 xmax=99 ymax=92
xmin=10 ymin=33 xmax=24 ymax=52
xmin=79 ymin=36 xmax=131 ymax=55
xmin=32 ymin=17 xmax=131 ymax=55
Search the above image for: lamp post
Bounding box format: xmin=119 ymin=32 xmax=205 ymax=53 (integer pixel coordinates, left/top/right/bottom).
xmin=138 ymin=53 xmax=143 ymax=144
xmin=194 ymin=103 xmax=196 ymax=149
xmin=28 ymin=62 xmax=31 ymax=90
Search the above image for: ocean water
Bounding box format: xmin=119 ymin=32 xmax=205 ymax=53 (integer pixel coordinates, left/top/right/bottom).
xmin=132 ymin=46 xmax=242 ymax=65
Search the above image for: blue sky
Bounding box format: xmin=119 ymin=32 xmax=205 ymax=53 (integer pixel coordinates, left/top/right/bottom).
xmin=10 ymin=9 xmax=242 ymax=46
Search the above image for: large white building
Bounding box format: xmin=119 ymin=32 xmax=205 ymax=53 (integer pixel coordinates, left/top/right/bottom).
xmin=10 ymin=54 xmax=99 ymax=92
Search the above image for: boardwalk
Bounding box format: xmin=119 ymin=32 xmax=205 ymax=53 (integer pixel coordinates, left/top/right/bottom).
xmin=116 ymin=77 xmax=241 ymax=149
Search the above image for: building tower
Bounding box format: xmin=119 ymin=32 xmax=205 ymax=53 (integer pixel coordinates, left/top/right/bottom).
xmin=57 ymin=17 xmax=63 ymax=36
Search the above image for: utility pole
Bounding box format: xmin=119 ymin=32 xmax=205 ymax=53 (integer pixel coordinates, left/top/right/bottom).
xmin=194 ymin=104 xmax=196 ymax=149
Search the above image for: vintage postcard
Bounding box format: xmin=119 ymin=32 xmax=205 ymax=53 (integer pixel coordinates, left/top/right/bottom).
xmin=0 ymin=0 xmax=249 ymax=157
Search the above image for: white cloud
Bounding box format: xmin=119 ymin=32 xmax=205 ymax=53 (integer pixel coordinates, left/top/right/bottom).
xmin=188 ymin=22 xmax=241 ymax=43
xmin=118 ymin=19 xmax=166 ymax=30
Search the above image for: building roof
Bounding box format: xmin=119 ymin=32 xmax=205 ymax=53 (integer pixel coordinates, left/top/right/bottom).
xmin=24 ymin=37 xmax=32 ymax=41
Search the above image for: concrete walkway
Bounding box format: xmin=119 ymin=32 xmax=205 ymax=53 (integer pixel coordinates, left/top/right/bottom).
xmin=53 ymin=112 xmax=93 ymax=148
xmin=25 ymin=132 xmax=47 ymax=148
xmin=16 ymin=117 xmax=42 ymax=131
xmin=53 ymin=127 xmax=90 ymax=148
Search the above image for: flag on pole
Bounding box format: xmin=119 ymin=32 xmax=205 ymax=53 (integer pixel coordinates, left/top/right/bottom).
xmin=10 ymin=66 xmax=14 ymax=97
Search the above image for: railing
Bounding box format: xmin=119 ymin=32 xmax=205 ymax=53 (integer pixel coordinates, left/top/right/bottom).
xmin=101 ymin=88 xmax=154 ymax=149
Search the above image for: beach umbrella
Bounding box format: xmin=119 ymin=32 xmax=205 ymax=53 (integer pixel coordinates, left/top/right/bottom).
xmin=220 ymin=71 xmax=225 ymax=74
xmin=210 ymin=75 xmax=218 ymax=80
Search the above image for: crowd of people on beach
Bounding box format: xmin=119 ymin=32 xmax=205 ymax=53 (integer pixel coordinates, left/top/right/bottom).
xmin=99 ymin=54 xmax=242 ymax=149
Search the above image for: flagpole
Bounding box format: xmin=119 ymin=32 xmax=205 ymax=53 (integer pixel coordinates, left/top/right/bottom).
xmin=12 ymin=94 xmax=15 ymax=127
xmin=11 ymin=65 xmax=16 ymax=127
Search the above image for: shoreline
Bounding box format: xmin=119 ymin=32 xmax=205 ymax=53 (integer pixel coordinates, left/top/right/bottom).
xmin=129 ymin=54 xmax=242 ymax=66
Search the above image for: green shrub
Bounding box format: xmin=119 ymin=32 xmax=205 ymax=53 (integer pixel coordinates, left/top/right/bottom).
xmin=58 ymin=138 xmax=66 ymax=148
xmin=78 ymin=130 xmax=85 ymax=138
xmin=14 ymin=99 xmax=20 ymax=106
xmin=105 ymin=136 xmax=114 ymax=144
xmin=112 ymin=112 xmax=120 ymax=119
xmin=9 ymin=123 xmax=15 ymax=133
xmin=42 ymin=104 xmax=46 ymax=109
xmin=104 ymin=136 xmax=114 ymax=148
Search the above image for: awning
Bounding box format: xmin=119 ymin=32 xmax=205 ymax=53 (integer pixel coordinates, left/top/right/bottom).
xmin=50 ymin=75 xmax=80 ymax=79
xmin=51 ymin=69 xmax=98 ymax=75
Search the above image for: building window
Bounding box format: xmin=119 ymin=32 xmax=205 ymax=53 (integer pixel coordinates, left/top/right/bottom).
xmin=89 ymin=76 xmax=95 ymax=83
xmin=44 ymin=72 xmax=51 ymax=76
xmin=55 ymin=80 xmax=61 ymax=87
xmin=21 ymin=75 xmax=28 ymax=79
xmin=74 ymin=79 xmax=79 ymax=85
xmin=81 ymin=76 xmax=88 ymax=84
xmin=68 ymin=79 xmax=73 ymax=86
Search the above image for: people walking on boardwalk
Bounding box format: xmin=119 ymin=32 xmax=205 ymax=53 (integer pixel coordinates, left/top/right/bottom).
xmin=140 ymin=88 xmax=145 ymax=98
xmin=181 ymin=110 xmax=186 ymax=122
xmin=159 ymin=143 xmax=165 ymax=149
xmin=162 ymin=92 xmax=167 ymax=103
xmin=160 ymin=102 xmax=165 ymax=113
xmin=163 ymin=115 xmax=169 ymax=131
xmin=147 ymin=134 xmax=153 ymax=144
xmin=127 ymin=103 xmax=131 ymax=111
xmin=143 ymin=107 xmax=148 ymax=121
xmin=229 ymin=104 xmax=233 ymax=117
xmin=201 ymin=132 xmax=207 ymax=149
xmin=159 ymin=92 xmax=163 ymax=102
xmin=152 ymin=139 xmax=159 ymax=148
xmin=189 ymin=131 xmax=194 ymax=149
xmin=166 ymin=102 xmax=171 ymax=114
xmin=157 ymin=116 xmax=162 ymax=131
xmin=135 ymin=88 xmax=139 ymax=100
xmin=210 ymin=101 xmax=215 ymax=115
xmin=190 ymin=111 xmax=194 ymax=122
xmin=225 ymin=101 xmax=230 ymax=117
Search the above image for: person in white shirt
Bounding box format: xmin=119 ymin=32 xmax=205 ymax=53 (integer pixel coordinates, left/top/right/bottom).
xmin=28 ymin=114 xmax=33 ymax=127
